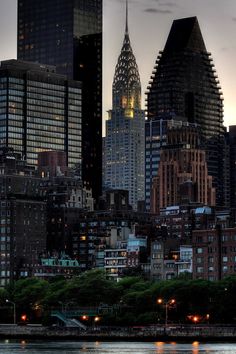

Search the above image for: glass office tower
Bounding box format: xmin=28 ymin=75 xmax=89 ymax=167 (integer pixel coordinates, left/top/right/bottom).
xmin=17 ymin=0 xmax=102 ymax=200
xmin=0 ymin=60 xmax=82 ymax=170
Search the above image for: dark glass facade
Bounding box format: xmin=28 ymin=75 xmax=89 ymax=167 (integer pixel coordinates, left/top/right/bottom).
xmin=145 ymin=117 xmax=169 ymax=211
xmin=146 ymin=17 xmax=226 ymax=207
xmin=17 ymin=0 xmax=103 ymax=201
xmin=0 ymin=60 xmax=82 ymax=169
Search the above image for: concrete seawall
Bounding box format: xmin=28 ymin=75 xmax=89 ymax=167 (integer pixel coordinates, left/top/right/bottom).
xmin=0 ymin=325 xmax=236 ymax=341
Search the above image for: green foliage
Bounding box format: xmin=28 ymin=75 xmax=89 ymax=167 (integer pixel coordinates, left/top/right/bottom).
xmin=3 ymin=272 xmax=236 ymax=325
xmin=11 ymin=278 xmax=49 ymax=306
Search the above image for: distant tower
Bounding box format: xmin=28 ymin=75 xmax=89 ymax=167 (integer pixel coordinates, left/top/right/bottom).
xmin=146 ymin=17 xmax=227 ymax=209
xmin=104 ymin=0 xmax=145 ymax=210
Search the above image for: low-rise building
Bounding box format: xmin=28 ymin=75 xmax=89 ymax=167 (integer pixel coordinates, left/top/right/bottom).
xmin=175 ymin=245 xmax=193 ymax=276
xmin=192 ymin=226 xmax=236 ymax=280
xmin=104 ymin=246 xmax=127 ymax=280
xmin=31 ymin=256 xmax=80 ymax=279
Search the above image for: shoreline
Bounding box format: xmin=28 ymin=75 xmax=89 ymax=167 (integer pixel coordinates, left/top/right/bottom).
xmin=0 ymin=325 xmax=236 ymax=342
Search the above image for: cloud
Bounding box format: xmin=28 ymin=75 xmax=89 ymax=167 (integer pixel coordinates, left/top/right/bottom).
xmin=144 ymin=8 xmax=172 ymax=14
xmin=233 ymin=17 xmax=236 ymax=22
xmin=159 ymin=2 xmax=177 ymax=7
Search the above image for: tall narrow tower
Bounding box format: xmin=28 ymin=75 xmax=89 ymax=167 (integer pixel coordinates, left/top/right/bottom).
xmin=104 ymin=1 xmax=145 ymax=210
xmin=17 ymin=0 xmax=103 ymax=202
xmin=146 ymin=17 xmax=226 ymax=208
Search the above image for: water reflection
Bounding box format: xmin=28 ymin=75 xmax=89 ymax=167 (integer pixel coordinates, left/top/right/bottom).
xmin=0 ymin=340 xmax=236 ymax=353
xmin=192 ymin=341 xmax=199 ymax=354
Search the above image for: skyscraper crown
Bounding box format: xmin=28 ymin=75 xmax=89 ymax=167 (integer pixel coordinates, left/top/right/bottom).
xmin=112 ymin=0 xmax=141 ymax=111
xmin=164 ymin=16 xmax=207 ymax=54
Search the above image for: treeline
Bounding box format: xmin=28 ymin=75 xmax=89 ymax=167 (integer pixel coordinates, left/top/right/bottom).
xmin=1 ymin=270 xmax=236 ymax=325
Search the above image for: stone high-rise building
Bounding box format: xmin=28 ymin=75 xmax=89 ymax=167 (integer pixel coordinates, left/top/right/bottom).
xmin=104 ymin=2 xmax=145 ymax=210
xmin=151 ymin=122 xmax=215 ymax=214
xmin=146 ymin=17 xmax=226 ymax=209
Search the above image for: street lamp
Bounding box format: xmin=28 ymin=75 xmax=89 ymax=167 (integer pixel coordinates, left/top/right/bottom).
xmin=6 ymin=299 xmax=16 ymax=325
xmin=58 ymin=301 xmax=65 ymax=312
xmin=157 ymin=298 xmax=176 ymax=328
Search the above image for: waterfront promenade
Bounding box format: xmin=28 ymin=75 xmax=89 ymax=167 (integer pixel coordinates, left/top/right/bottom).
xmin=0 ymin=324 xmax=236 ymax=341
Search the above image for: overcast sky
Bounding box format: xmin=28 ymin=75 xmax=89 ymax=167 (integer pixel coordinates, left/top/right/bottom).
xmin=0 ymin=0 xmax=236 ymax=133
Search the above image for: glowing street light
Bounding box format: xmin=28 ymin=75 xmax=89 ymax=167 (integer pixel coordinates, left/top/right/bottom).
xmin=6 ymin=299 xmax=16 ymax=325
xmin=157 ymin=298 xmax=176 ymax=328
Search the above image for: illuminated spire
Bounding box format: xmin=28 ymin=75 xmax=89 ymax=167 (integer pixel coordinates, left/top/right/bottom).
xmin=112 ymin=0 xmax=141 ymax=110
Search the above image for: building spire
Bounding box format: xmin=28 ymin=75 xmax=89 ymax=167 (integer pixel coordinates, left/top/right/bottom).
xmin=125 ymin=0 xmax=129 ymax=34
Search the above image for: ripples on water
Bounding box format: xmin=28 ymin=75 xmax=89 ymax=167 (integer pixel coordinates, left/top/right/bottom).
xmin=0 ymin=340 xmax=236 ymax=353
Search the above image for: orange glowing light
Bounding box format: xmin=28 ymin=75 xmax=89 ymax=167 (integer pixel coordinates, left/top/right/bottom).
xmin=192 ymin=341 xmax=199 ymax=347
xmin=21 ymin=314 xmax=27 ymax=322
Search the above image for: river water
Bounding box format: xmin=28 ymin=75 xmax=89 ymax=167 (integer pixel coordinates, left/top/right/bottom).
xmin=0 ymin=340 xmax=236 ymax=353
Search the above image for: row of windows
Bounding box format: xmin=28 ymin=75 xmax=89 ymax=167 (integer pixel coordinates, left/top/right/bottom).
xmin=27 ymin=99 xmax=65 ymax=109
xmin=28 ymin=80 xmax=66 ymax=92
xmin=27 ymin=123 xmax=64 ymax=133
xmin=27 ymin=135 xmax=64 ymax=144
xmin=8 ymin=95 xmax=24 ymax=103
xmin=27 ymin=129 xmax=64 ymax=139
xmin=28 ymin=112 xmax=65 ymax=121
xmin=28 ymin=104 xmax=64 ymax=115
xmin=9 ymin=77 xmax=24 ymax=84
xmin=8 ymin=126 xmax=24 ymax=133
xmin=8 ymin=89 xmax=25 ymax=97
xmin=27 ymin=86 xmax=65 ymax=97
xmin=28 ymin=92 xmax=64 ymax=103
xmin=68 ymin=145 xmax=81 ymax=152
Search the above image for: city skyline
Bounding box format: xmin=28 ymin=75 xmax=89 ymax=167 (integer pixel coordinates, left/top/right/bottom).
xmin=0 ymin=0 xmax=236 ymax=133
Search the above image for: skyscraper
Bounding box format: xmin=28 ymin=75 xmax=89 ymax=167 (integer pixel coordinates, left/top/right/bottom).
xmin=151 ymin=122 xmax=216 ymax=214
xmin=104 ymin=1 xmax=145 ymax=210
xmin=146 ymin=17 xmax=226 ymax=209
xmin=0 ymin=60 xmax=82 ymax=169
xmin=17 ymin=0 xmax=102 ymax=201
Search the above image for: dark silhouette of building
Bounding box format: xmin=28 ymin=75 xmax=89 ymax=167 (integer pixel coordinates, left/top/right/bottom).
xmin=0 ymin=60 xmax=82 ymax=171
xmin=41 ymin=174 xmax=94 ymax=257
xmin=229 ymin=126 xmax=236 ymax=208
xmin=75 ymin=189 xmax=154 ymax=271
xmin=146 ymin=17 xmax=227 ymax=208
xmin=38 ymin=151 xmax=69 ymax=178
xmin=17 ymin=0 xmax=103 ymax=202
xmin=0 ymin=148 xmax=46 ymax=286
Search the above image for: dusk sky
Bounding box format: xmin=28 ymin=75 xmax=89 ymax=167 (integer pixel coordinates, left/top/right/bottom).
xmin=0 ymin=0 xmax=236 ymax=134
